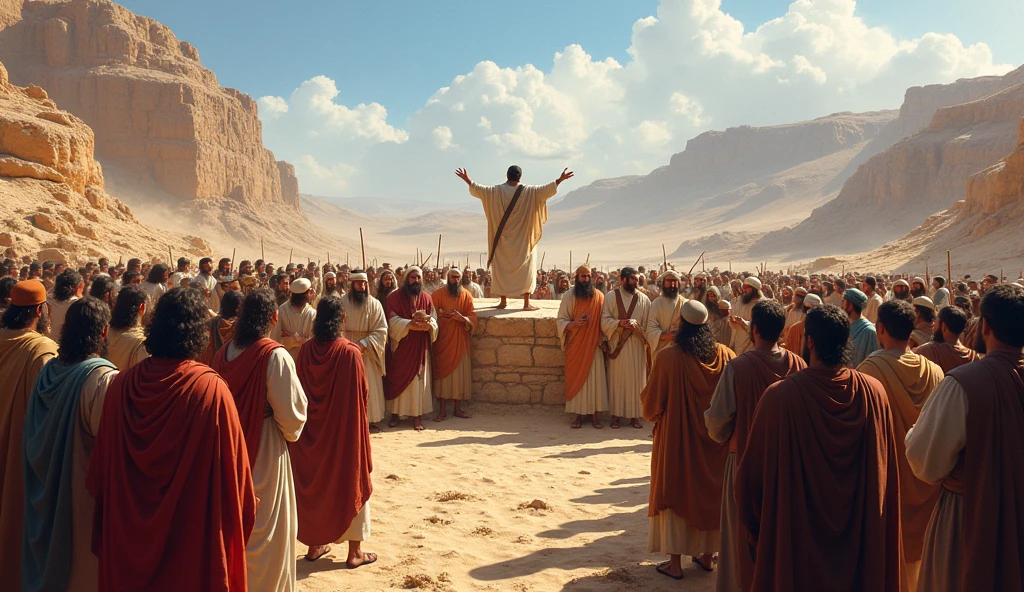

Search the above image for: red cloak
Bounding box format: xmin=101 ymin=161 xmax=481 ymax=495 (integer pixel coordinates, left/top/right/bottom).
xmin=86 ymin=358 xmax=256 ymax=592
xmin=290 ymin=338 xmax=373 ymax=545
xmin=211 ymin=338 xmax=283 ymax=470
xmin=735 ymin=366 xmax=903 ymax=592
xmin=383 ymin=289 xmax=433 ymax=400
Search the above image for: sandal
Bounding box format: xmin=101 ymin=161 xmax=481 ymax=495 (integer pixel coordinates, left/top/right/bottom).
xmin=656 ymin=562 xmax=684 ymax=580
xmin=692 ymin=556 xmax=714 ymax=572
xmin=346 ymin=552 xmax=378 ymax=569
xmin=570 ymin=418 xmax=582 ymax=429
xmin=305 ymin=545 xmax=331 ymax=562
xmin=609 ymin=417 xmax=620 ymax=430
xmin=631 ymin=418 xmax=643 ymax=429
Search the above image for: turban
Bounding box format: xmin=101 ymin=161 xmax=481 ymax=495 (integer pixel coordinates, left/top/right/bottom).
xmin=794 ymin=287 xmax=808 ymax=296
xmin=843 ymin=288 xmax=868 ymax=307
xmin=406 ymin=266 xmax=423 ymax=277
xmin=216 ymin=275 xmax=236 ymax=284
xmin=10 ymin=280 xmax=46 ymax=306
xmin=803 ymin=293 xmax=823 ymax=309
xmin=708 ymin=285 xmax=722 ymax=298
xmin=661 ymin=270 xmax=682 ymax=282
xmin=893 ymin=279 xmax=910 ymax=288
xmin=575 ymin=265 xmax=591 ymax=277
xmin=911 ymin=276 xmax=925 ymax=286
xmin=324 ymin=272 xmax=336 ymax=279
xmin=290 ymin=278 xmax=312 ymax=294
xmin=447 ymin=267 xmax=462 ymax=277
xmin=349 ymin=272 xmax=368 ymax=281
xmin=718 ymin=300 xmax=732 ymax=311
xmin=681 ymin=300 xmax=708 ymax=325
xmin=913 ymin=296 xmax=935 ymax=311
xmin=744 ymin=276 xmax=762 ymax=290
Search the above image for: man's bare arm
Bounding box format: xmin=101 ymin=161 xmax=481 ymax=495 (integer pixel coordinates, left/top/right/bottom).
xmin=556 ymin=168 xmax=574 ymax=186
xmin=455 ymin=168 xmax=472 ymax=186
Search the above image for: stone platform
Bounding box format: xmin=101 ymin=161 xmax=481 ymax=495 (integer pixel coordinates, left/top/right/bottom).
xmin=469 ymin=298 xmax=565 ymax=405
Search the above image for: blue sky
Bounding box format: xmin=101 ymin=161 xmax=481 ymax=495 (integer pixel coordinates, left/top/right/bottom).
xmin=123 ymin=0 xmax=1021 ymax=126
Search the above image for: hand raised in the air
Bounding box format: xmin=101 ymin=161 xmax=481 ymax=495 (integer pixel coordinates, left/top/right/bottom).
xmin=556 ymin=168 xmax=574 ymax=185
xmin=455 ymin=168 xmax=471 ymax=185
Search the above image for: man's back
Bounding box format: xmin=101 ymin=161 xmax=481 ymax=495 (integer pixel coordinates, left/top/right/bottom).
xmin=735 ymin=366 xmax=903 ymax=592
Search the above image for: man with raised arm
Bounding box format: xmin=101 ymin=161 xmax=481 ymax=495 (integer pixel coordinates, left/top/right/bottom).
xmin=456 ymin=165 xmax=574 ymax=311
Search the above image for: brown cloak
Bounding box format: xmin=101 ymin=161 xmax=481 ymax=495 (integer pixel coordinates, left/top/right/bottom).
xmin=735 ymin=367 xmax=903 ymax=592
xmin=642 ymin=343 xmax=734 ymax=529
xmin=913 ymin=340 xmax=977 ymax=374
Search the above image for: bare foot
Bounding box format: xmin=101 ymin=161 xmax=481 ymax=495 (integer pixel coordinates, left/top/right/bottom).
xmin=433 ymin=413 xmax=447 ymax=422
xmin=454 ymin=409 xmax=472 ymax=419
xmin=522 ymin=304 xmax=540 ymax=311
xmin=413 ymin=417 xmax=426 ymax=431
xmin=496 ymin=297 xmax=508 ymax=310
xmin=388 ymin=414 xmax=399 ymax=428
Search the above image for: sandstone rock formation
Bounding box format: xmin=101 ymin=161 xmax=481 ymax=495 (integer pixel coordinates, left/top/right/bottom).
xmin=0 ymin=0 xmax=298 ymax=207
xmin=0 ymin=58 xmax=209 ymax=263
xmin=757 ymin=66 xmax=1024 ymax=259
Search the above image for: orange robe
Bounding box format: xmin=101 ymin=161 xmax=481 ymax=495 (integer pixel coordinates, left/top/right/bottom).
xmin=564 ymin=292 xmax=605 ymax=401
xmin=430 ymin=287 xmax=478 ymax=380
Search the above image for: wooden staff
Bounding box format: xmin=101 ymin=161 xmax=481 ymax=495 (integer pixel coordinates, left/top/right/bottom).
xmin=701 ymin=253 xmax=706 ymax=272
xmin=479 ymin=252 xmax=483 ymax=267
xmin=230 ymin=248 xmax=236 ymax=274
xmin=686 ymin=251 xmax=706 ymax=276
xmin=423 ymin=253 xmax=434 ymax=267
xmin=569 ymin=251 xmax=572 ymax=272
xmin=584 ymin=254 xmax=590 ymax=267
xmin=437 ymin=234 xmax=443 ymax=269
xmin=540 ymin=251 xmax=546 ymax=270
xmin=359 ymin=227 xmax=367 ymax=269
xmin=260 ymin=238 xmax=265 ymax=262
xmin=662 ymin=244 xmax=668 ymax=271
xmin=168 ymin=246 xmax=173 ymax=266
xmin=289 ymin=248 xmax=293 ymax=265
xmin=947 ymin=250 xmax=951 ymax=281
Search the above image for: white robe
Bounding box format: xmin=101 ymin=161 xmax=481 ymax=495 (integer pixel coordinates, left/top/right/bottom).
xmin=224 ymin=344 xmax=307 ymax=592
xmin=645 ymin=294 xmax=684 ymax=360
xmin=385 ymin=308 xmax=438 ymax=418
xmin=601 ymin=287 xmax=651 ymax=419
xmin=729 ymin=297 xmax=758 ymax=355
xmin=556 ymin=290 xmax=609 ymax=415
xmin=469 ymin=180 xmax=558 ymax=298
xmin=271 ymin=302 xmax=316 ymax=360
xmin=344 ymin=295 xmax=389 ymax=424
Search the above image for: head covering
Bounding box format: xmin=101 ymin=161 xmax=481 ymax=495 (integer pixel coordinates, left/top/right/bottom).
xmin=660 ymin=270 xmax=681 ymax=282
xmin=803 ymin=293 xmax=823 ymax=309
xmin=744 ymin=276 xmax=762 ymax=290
xmin=447 ymin=267 xmax=462 ymax=277
xmin=911 ymin=276 xmax=925 ymax=286
xmin=348 ymin=272 xmax=367 ymax=281
xmin=406 ymin=266 xmax=423 ymax=277
xmin=794 ymin=286 xmax=808 ymax=296
xmin=10 ymin=280 xmax=47 ymax=306
xmin=843 ymin=288 xmax=868 ymax=307
xmin=681 ymin=300 xmax=709 ymax=325
xmin=912 ymin=296 xmax=935 ymax=310
xmin=708 ymin=285 xmax=722 ymax=298
xmin=718 ymin=300 xmax=732 ymax=311
xmin=324 ymin=271 xmax=336 ymax=279
xmin=893 ymin=279 xmax=910 ymax=288
xmin=290 ymin=278 xmax=312 ymax=294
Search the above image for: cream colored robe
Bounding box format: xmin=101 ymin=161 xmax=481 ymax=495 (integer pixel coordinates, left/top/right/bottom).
xmin=106 ymin=326 xmax=149 ymax=371
xmin=386 ymin=309 xmax=438 ymax=418
xmin=344 ymin=295 xmax=389 ymax=424
xmin=601 ymin=287 xmax=651 ymax=419
xmin=729 ymin=297 xmax=758 ymax=355
xmin=271 ymin=302 xmax=316 ymax=360
xmin=556 ymin=290 xmax=609 ymax=415
xmin=46 ymin=296 xmax=78 ymax=343
xmin=469 ymin=180 xmax=558 ymax=298
xmin=645 ymin=294 xmax=684 ymax=360
xmin=224 ymin=344 xmax=307 ymax=592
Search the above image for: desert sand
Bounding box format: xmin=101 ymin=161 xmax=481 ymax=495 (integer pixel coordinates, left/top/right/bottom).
xmin=295 ymin=405 xmax=715 ymax=592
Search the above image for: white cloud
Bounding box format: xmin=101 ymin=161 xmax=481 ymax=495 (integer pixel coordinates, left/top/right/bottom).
xmin=258 ymin=0 xmax=1013 ymax=200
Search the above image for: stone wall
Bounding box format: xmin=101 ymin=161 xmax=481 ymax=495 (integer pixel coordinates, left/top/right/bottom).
xmin=470 ymin=300 xmax=565 ymax=406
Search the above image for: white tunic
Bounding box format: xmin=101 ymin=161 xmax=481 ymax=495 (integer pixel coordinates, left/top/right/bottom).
xmin=343 ymin=295 xmax=389 ymax=424
xmin=645 ymin=294 xmax=684 ymax=360
xmin=601 ymin=287 xmax=651 ymax=418
xmin=385 ymin=308 xmax=438 ymax=417
xmin=271 ymin=302 xmax=316 ymax=360
xmin=469 ymin=180 xmax=558 ymax=298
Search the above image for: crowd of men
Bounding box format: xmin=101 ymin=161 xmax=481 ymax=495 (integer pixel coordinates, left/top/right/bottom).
xmin=0 ymin=250 xmax=1021 ymax=591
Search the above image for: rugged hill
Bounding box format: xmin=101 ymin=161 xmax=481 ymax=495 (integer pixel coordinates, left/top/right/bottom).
xmin=0 ymin=0 xmax=298 ymax=207
xmin=0 ymin=59 xmax=208 ymax=263
xmin=757 ymin=66 xmax=1024 ymax=259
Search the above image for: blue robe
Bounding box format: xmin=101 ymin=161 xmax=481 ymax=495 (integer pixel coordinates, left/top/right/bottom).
xmin=22 ymin=357 xmax=114 ymax=592
xmin=849 ymin=317 xmax=880 ymax=368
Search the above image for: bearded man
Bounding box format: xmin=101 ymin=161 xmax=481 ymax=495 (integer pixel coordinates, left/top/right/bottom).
xmin=211 ymin=289 xmax=307 ymax=591
xmin=195 ymin=257 xmax=219 ymax=311
xmin=0 ymin=282 xmax=58 ymax=585
xmin=783 ymin=293 xmax=822 ymax=354
xmin=687 ymin=273 xmax=708 ymax=305
xmin=907 ymin=284 xmax=1024 ymax=592
xmin=169 ymin=257 xmax=192 ymax=290
xmin=601 ymin=267 xmax=651 ymax=429
xmin=141 ymin=263 xmax=169 ymax=308
xmin=554 ymin=274 xmax=571 ymax=299
xmin=728 ymin=277 xmax=762 ymax=355
xmin=931 ymin=276 xmax=950 ymax=309
xmin=375 ymin=270 xmax=397 ymax=305
xmin=344 ymin=271 xmax=389 ymax=432
xmin=323 ymin=272 xmax=340 ymax=298
xmin=462 ymin=269 xmax=485 ymax=299
xmin=910 ymin=277 xmax=928 ymax=299
xmin=892 ymin=279 xmax=912 ymax=302
xmin=914 ymin=305 xmax=978 ymax=372
xmin=861 ymin=276 xmax=884 ymax=324
xmin=708 ymin=290 xmax=733 ymax=345
xmin=384 ymin=267 xmax=438 ymax=431
xmin=557 ymin=266 xmax=609 ymax=429
xmin=735 ymin=305 xmax=903 ymax=591
xmin=784 ymin=287 xmax=807 ymax=329
xmin=456 ymin=165 xmax=574 ymax=311
xmin=431 ymin=268 xmax=478 ymax=422
xmin=643 ymin=300 xmax=735 ymax=579
xmin=272 ymin=277 xmax=317 ymax=360
xmin=705 ymin=300 xmax=805 ymax=591
xmin=646 ymin=271 xmax=685 ymax=361
xmin=909 ymin=296 xmax=936 ymax=348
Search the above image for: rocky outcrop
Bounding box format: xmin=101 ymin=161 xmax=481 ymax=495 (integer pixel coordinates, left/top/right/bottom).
xmin=0 ymin=0 xmax=298 ymax=207
xmin=757 ymin=66 xmax=1024 ymax=259
xmin=0 ymin=58 xmax=209 ymax=263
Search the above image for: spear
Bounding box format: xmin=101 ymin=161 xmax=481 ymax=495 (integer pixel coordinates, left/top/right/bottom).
xmin=947 ymin=250 xmax=951 ymax=281
xmin=569 ymin=251 xmax=573 ymax=272
xmin=359 ymin=227 xmax=366 ymax=269
xmin=701 ymin=253 xmax=706 ymax=272
xmin=437 ymin=234 xmax=443 ymax=270
xmin=584 ymin=253 xmax=590 ymax=267
xmin=260 ymin=238 xmax=265 ymax=262
xmin=662 ymin=244 xmax=668 ymax=271
xmin=423 ymin=253 xmax=434 ymax=267
xmin=686 ymin=251 xmax=706 ymax=276
xmin=540 ymin=251 xmax=546 ymax=270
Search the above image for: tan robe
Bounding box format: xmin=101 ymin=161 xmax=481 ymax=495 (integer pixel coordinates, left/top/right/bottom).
xmin=271 ymin=302 xmax=316 ymax=360
xmin=729 ymin=297 xmax=758 ymax=355
xmin=601 ymin=287 xmax=651 ymax=419
xmin=386 ymin=309 xmax=438 ymax=417
xmin=557 ymin=290 xmax=608 ymax=415
xmin=644 ymin=294 xmax=684 ymax=362
xmin=0 ymin=329 xmax=58 ymax=585
xmin=469 ymin=180 xmax=558 ymax=297
xmin=344 ymin=295 xmax=389 ymax=424
xmin=106 ymin=326 xmax=149 ymax=371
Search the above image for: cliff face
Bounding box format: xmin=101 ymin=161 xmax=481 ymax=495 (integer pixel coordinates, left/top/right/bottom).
xmin=0 ymin=0 xmax=299 ymax=207
xmin=0 ymin=59 xmax=209 ymax=263
xmin=757 ymin=66 xmax=1024 ymax=259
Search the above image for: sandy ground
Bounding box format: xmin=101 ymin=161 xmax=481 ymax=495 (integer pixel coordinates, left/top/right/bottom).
xmin=294 ymin=404 xmax=716 ymax=592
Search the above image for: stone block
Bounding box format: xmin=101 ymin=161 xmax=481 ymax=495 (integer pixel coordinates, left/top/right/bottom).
xmin=536 ymin=337 xmax=560 ymax=346
xmin=487 ymin=318 xmax=534 ymax=337
xmin=473 ymin=348 xmax=496 ymax=366
xmin=496 ymin=373 xmax=521 ymax=383
xmin=480 ymin=382 xmax=508 ymax=403
xmin=472 ymin=368 xmax=495 ymax=383
xmin=473 ymin=337 xmax=503 ymax=351
xmin=536 ymin=320 xmax=558 ymax=338
xmin=533 ymin=346 xmax=565 ymax=368
xmin=507 ymin=385 xmax=531 ymax=404
xmin=497 ymin=344 xmax=532 ymax=367
xmin=543 ymin=382 xmax=566 ymax=405
xmin=506 ymin=337 xmax=536 ymax=345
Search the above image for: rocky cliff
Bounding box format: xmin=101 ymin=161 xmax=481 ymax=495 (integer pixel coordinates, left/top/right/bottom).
xmin=0 ymin=59 xmax=209 ymax=263
xmin=0 ymin=0 xmax=299 ymax=207
xmin=757 ymin=66 xmax=1024 ymax=259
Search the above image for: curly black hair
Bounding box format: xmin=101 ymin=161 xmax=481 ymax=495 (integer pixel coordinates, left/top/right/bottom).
xmin=233 ymin=289 xmax=278 ymax=348
xmin=54 ymin=269 xmax=83 ymax=301
xmin=804 ymin=305 xmax=852 ymax=367
xmin=110 ymin=285 xmax=148 ymax=330
xmin=89 ymin=276 xmax=117 ymax=306
xmin=750 ymin=300 xmax=786 ymax=343
xmin=876 ymin=300 xmax=915 ymax=341
xmin=313 ymin=294 xmax=346 ymax=343
xmin=58 ymin=296 xmax=111 ymax=364
xmin=145 ymin=264 xmax=169 ymax=285
xmin=937 ymin=305 xmax=969 ymax=337
xmin=144 ymin=288 xmax=210 ymax=360
xmin=675 ymin=319 xmax=718 ymax=365
xmin=980 ymin=284 xmax=1024 ymax=347
xmin=219 ymin=290 xmax=243 ymax=320
xmin=0 ymin=276 xmax=16 ymax=307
